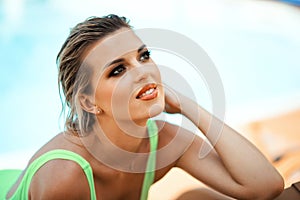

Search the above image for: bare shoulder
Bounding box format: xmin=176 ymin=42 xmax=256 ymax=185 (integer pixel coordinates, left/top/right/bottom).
xmin=154 ymin=120 xmax=199 ymax=164
xmin=154 ymin=120 xmax=197 ymax=143
xmin=29 ymin=158 xmax=90 ymax=199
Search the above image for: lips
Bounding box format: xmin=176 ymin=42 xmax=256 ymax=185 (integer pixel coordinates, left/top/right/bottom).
xmin=136 ymin=83 xmax=158 ymax=100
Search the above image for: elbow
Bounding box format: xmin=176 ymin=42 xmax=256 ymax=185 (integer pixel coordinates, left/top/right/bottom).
xmin=263 ymin=174 xmax=285 ymax=199
xmin=245 ymin=173 xmax=285 ymax=200
xmin=262 ymin=178 xmax=284 ymax=199
xmin=265 ymin=171 xmax=285 ymax=198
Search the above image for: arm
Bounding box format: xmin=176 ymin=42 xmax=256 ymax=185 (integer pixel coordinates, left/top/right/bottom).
xmin=165 ymin=89 xmax=284 ymax=199
xmin=29 ymin=159 xmax=90 ymax=200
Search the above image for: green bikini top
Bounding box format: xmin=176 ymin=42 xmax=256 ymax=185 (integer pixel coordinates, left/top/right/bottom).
xmin=7 ymin=119 xmax=158 ymax=200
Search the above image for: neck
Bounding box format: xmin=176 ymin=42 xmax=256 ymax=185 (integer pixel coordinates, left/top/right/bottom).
xmin=78 ymin=116 xmax=152 ymax=172
xmin=95 ymin=116 xmax=150 ymax=153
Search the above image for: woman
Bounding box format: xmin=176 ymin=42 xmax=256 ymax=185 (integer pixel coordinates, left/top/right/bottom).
xmin=5 ymin=14 xmax=283 ymax=199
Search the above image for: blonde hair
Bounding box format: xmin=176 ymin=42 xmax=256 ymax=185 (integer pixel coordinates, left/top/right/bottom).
xmin=57 ymin=14 xmax=131 ymax=134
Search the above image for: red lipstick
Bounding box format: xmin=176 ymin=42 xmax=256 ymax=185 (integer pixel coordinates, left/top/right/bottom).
xmin=136 ymin=83 xmax=158 ymax=100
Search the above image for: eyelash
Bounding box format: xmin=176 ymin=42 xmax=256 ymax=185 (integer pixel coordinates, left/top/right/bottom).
xmin=140 ymin=50 xmax=151 ymax=62
xmin=108 ymin=50 xmax=151 ymax=77
xmin=108 ymin=65 xmax=126 ymax=77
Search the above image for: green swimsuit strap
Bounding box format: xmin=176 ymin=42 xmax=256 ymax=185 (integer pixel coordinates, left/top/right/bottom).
xmin=9 ymin=149 xmax=96 ymax=200
xmin=140 ymin=119 xmax=159 ymax=200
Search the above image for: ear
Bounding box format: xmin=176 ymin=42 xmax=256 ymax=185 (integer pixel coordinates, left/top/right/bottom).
xmin=78 ymin=94 xmax=98 ymax=114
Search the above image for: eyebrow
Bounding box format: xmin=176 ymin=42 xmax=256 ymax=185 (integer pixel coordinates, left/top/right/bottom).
xmin=104 ymin=44 xmax=147 ymax=69
xmin=137 ymin=44 xmax=146 ymax=53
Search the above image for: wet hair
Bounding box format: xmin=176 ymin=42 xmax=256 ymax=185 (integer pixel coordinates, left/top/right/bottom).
xmin=57 ymin=14 xmax=131 ymax=134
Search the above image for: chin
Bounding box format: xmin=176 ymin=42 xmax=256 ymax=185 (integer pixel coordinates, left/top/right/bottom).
xmin=130 ymin=98 xmax=165 ymax=121
xmin=148 ymin=103 xmax=164 ymax=118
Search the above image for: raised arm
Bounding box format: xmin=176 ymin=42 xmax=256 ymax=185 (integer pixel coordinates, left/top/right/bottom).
xmin=165 ymin=89 xmax=284 ymax=199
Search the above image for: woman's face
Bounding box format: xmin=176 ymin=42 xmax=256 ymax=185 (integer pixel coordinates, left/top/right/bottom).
xmin=83 ymin=28 xmax=165 ymax=123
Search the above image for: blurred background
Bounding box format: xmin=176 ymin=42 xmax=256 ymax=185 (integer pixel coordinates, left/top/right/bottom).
xmin=1 ymin=0 xmax=300 ymax=197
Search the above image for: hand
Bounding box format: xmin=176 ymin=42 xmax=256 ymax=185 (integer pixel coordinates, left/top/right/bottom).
xmin=164 ymin=87 xmax=182 ymax=114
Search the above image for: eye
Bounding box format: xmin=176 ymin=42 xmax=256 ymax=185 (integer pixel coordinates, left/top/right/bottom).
xmin=108 ymin=65 xmax=126 ymax=77
xmin=139 ymin=50 xmax=151 ymax=62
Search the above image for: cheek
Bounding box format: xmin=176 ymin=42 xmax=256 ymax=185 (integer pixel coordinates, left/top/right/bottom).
xmin=111 ymin=77 xmax=134 ymax=103
xmin=95 ymin=79 xmax=114 ymax=109
xmin=153 ymin=65 xmax=162 ymax=83
xmin=111 ymin=78 xmax=137 ymax=119
xmin=95 ymin=78 xmax=133 ymax=111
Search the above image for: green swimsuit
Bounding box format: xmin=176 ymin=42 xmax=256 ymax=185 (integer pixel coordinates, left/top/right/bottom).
xmin=0 ymin=120 xmax=158 ymax=200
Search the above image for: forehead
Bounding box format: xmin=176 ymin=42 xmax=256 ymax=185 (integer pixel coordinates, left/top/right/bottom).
xmin=83 ymin=28 xmax=144 ymax=71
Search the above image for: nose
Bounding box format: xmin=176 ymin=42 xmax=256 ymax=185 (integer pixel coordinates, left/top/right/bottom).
xmin=134 ymin=66 xmax=149 ymax=83
xmin=132 ymin=60 xmax=150 ymax=83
